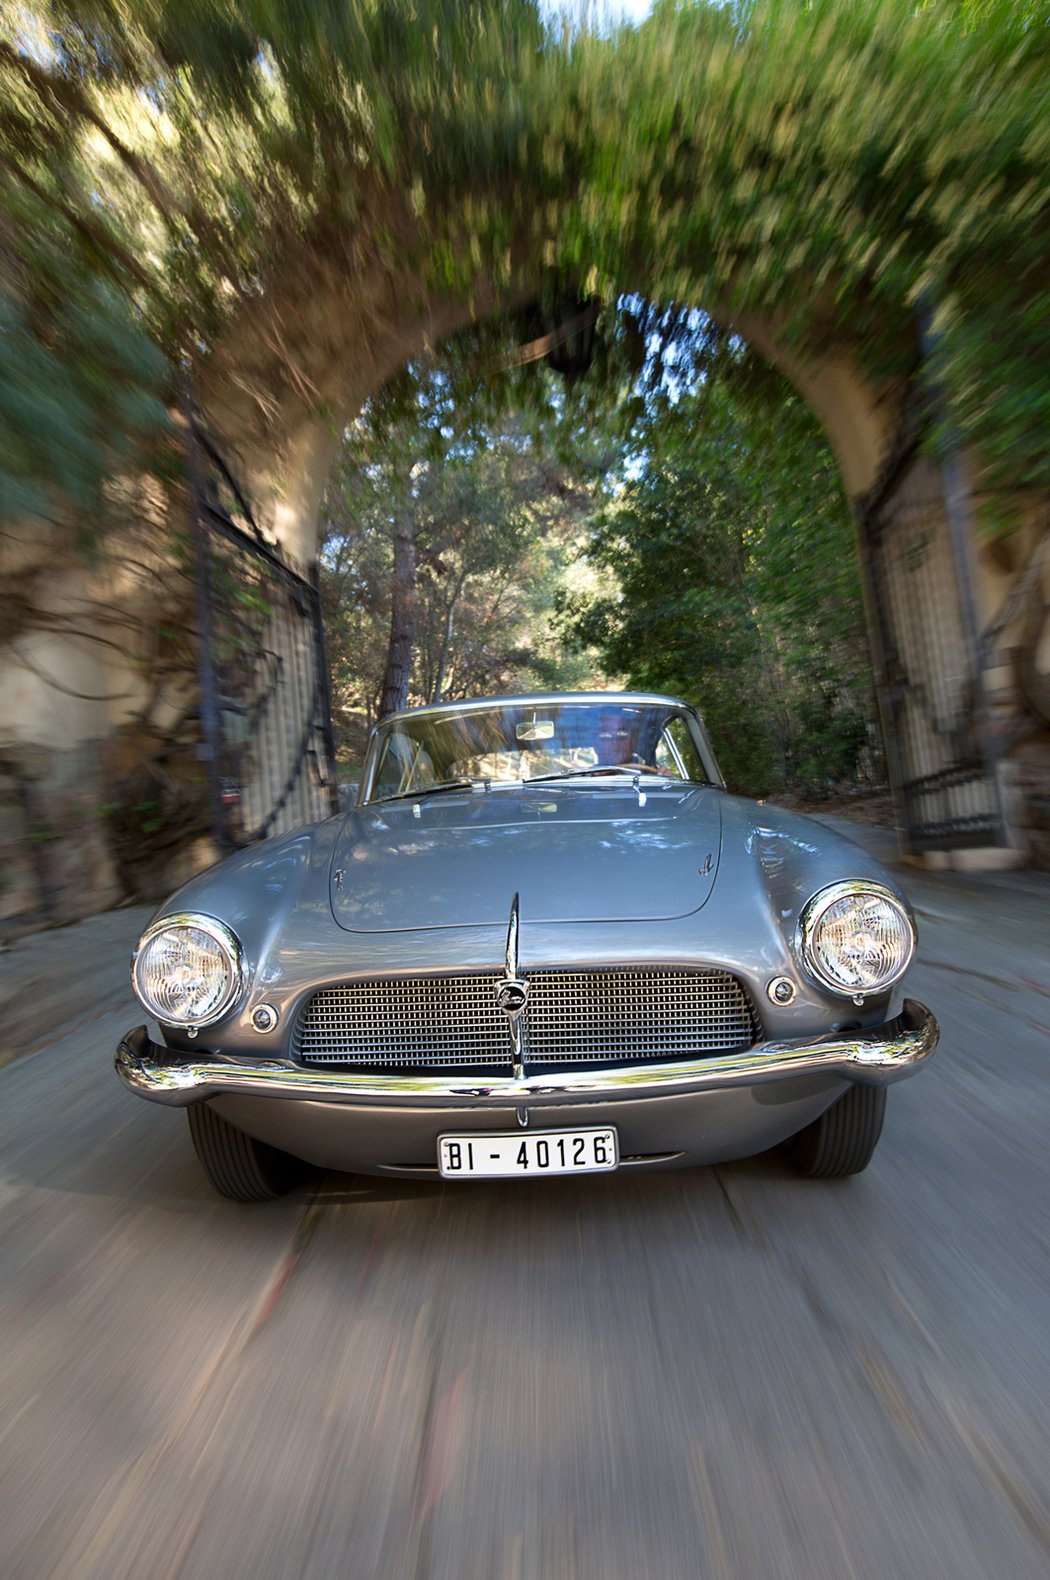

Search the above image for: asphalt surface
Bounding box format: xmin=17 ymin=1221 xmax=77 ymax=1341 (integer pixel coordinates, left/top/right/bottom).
xmin=2 ymin=828 xmax=1050 ymax=1580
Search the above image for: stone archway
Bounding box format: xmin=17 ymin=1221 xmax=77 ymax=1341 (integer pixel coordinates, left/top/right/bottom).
xmin=191 ymin=267 xmax=1023 ymax=866
xmin=200 ymin=291 xmax=894 ymax=572
xmin=0 ymin=270 xmax=1030 ymax=941
xmin=3 ymin=4 xmax=1047 ymax=935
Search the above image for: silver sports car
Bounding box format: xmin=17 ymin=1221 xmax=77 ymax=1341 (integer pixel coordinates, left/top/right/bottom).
xmin=117 ymin=692 xmax=938 ymax=1199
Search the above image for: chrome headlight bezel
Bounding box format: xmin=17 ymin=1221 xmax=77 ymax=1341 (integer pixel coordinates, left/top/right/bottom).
xmin=797 ymin=880 xmax=915 ymax=999
xmin=131 ymin=912 xmax=246 ymax=1029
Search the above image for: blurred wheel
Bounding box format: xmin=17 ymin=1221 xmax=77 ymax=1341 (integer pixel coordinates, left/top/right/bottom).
xmin=783 ymin=1083 xmax=886 ymax=1178
xmin=187 ymin=1103 xmax=310 ymax=1201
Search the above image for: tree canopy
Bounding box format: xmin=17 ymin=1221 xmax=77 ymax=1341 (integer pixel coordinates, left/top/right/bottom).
xmin=319 ymin=353 xmax=612 ymax=757
xmin=2 ymin=0 xmax=1048 ymax=551
xmin=558 ymin=347 xmax=877 ymax=795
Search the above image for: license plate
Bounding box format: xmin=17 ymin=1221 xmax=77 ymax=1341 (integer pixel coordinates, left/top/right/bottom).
xmin=437 ymin=1127 xmax=618 ymax=1179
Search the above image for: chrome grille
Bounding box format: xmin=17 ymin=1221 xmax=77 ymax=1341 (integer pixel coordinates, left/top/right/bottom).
xmin=524 ymin=968 xmax=757 ymax=1064
xmin=294 ymin=968 xmax=758 ymax=1072
xmin=295 ymin=974 xmax=509 ymax=1068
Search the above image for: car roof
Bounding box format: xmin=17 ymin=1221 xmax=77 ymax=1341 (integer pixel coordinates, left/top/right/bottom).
xmin=381 ymin=691 xmax=695 ymax=726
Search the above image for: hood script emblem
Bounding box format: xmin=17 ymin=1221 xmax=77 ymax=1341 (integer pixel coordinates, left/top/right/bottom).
xmin=497 ymin=893 xmax=529 ymax=1079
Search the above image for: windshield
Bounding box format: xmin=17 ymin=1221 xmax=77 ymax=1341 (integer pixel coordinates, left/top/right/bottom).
xmin=363 ymin=700 xmax=717 ymax=804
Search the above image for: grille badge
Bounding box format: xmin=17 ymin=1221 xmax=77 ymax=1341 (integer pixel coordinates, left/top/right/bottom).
xmin=496 ymin=982 xmax=528 ymax=1013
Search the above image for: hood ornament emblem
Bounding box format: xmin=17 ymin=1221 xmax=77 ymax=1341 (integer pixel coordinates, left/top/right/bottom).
xmin=496 ymin=893 xmax=529 ymax=1079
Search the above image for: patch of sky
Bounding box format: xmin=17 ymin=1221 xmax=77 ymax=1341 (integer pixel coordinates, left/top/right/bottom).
xmin=538 ymin=0 xmax=655 ymax=38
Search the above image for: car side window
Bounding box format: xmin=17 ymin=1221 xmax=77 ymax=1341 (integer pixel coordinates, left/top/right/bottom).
xmin=656 ymin=717 xmax=707 ymax=782
xmin=373 ymin=731 xmax=437 ymax=796
xmin=653 ymin=732 xmax=680 ymax=777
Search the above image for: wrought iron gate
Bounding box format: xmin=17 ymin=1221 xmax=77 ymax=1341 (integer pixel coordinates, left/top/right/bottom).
xmin=186 ymin=411 xmax=339 ymax=851
xmin=857 ymin=390 xmax=1008 ymax=852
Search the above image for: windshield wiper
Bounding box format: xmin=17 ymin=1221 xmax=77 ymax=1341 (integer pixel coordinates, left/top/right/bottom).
xmin=373 ymin=779 xmax=479 ymax=805
xmin=523 ymin=767 xmax=670 ymax=784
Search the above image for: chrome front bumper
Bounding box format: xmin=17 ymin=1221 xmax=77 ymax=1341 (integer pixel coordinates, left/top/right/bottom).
xmin=116 ymin=1000 xmax=938 ymax=1109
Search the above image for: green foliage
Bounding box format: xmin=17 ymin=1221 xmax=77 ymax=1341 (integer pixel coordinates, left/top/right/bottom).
xmin=559 ymin=357 xmax=879 ymax=798
xmin=0 ymin=282 xmax=169 ymax=524
xmin=1 ymin=0 xmax=1047 ymax=549
xmin=554 ymin=0 xmax=1050 ymax=492
xmin=324 ymin=305 xmax=879 ymax=799
xmin=320 ymin=354 xmax=607 ymax=747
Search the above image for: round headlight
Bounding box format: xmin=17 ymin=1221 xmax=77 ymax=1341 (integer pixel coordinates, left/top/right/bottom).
xmin=799 ymin=881 xmax=915 ymax=998
xmin=132 ymin=914 xmax=245 ymax=1028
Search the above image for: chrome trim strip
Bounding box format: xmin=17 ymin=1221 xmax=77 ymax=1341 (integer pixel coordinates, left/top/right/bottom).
xmin=116 ymin=1001 xmax=938 ymax=1108
xmin=497 ymin=892 xmax=528 ymax=1078
xmin=504 ymin=892 xmax=520 ymax=984
xmin=381 ymin=690 xmax=694 ymax=725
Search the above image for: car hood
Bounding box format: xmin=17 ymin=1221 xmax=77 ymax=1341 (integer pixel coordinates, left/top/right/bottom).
xmin=330 ymin=784 xmax=724 ymax=931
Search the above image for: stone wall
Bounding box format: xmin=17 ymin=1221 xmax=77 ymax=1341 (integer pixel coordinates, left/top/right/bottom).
xmin=0 ymin=740 xmax=122 ymax=943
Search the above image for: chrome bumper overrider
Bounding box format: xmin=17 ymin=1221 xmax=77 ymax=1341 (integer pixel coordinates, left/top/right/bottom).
xmin=116 ymin=1000 xmax=938 ymax=1108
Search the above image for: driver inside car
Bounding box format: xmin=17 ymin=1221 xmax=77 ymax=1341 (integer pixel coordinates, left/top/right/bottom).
xmin=594 ymin=708 xmax=641 ymax=767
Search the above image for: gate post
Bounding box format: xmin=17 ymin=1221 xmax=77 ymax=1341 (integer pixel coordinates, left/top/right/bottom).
xmin=181 ymin=396 xmax=341 ymax=850
xmin=916 ymin=306 xmax=1013 ymax=858
xmin=183 ymin=384 xmax=233 ymax=853
xmin=855 ymin=366 xmax=1016 ymax=863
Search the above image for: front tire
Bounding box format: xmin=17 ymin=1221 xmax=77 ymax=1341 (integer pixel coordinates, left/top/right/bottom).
xmin=187 ymin=1103 xmax=311 ymax=1201
xmin=783 ymin=1084 xmax=886 ymax=1178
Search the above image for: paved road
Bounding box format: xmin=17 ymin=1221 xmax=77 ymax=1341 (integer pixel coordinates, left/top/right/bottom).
xmin=2 ymin=839 xmax=1050 ymax=1579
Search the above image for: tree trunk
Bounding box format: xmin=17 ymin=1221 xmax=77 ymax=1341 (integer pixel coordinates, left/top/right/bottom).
xmin=432 ymin=565 xmax=469 ymax=703
xmin=378 ymin=519 xmax=416 ymax=719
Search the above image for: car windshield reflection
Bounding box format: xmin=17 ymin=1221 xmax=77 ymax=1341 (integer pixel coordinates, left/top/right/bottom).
xmin=364 ymin=699 xmax=715 ymax=804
